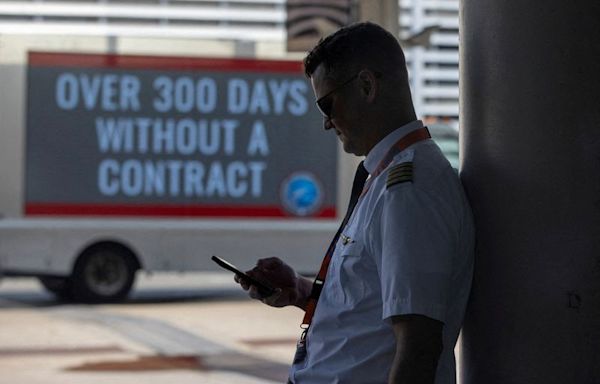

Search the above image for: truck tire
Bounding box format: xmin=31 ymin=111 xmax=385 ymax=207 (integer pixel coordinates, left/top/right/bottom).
xmin=38 ymin=276 xmax=73 ymax=301
xmin=70 ymin=245 xmax=137 ymax=303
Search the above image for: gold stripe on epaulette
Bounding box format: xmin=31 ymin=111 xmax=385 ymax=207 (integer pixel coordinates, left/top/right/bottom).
xmin=386 ymin=162 xmax=413 ymax=188
xmin=388 ymin=168 xmax=412 ymax=176
xmin=388 ymin=172 xmax=412 ymax=180
xmin=388 ymin=164 xmax=411 ymax=172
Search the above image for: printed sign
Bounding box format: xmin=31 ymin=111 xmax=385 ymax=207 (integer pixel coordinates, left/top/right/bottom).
xmin=25 ymin=52 xmax=337 ymax=218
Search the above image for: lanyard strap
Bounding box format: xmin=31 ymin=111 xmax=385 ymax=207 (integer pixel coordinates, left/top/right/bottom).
xmin=301 ymin=126 xmax=431 ymax=330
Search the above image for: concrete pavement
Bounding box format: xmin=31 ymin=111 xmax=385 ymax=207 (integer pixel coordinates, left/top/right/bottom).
xmin=0 ymin=273 xmax=302 ymax=384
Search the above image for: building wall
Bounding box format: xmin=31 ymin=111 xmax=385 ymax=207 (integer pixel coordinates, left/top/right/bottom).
xmin=401 ymin=0 xmax=459 ymax=127
xmin=0 ymin=0 xmax=460 ymax=125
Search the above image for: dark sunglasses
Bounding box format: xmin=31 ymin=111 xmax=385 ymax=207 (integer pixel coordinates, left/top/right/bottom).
xmin=315 ymin=73 xmax=359 ymax=119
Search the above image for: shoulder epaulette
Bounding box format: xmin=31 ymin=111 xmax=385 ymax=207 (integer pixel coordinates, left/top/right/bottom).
xmin=386 ymin=162 xmax=413 ymax=189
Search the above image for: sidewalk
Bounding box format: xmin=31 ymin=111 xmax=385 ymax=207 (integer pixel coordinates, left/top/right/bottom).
xmin=0 ymin=274 xmax=301 ymax=384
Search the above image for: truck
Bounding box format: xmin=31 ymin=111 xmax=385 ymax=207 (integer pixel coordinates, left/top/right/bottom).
xmin=0 ymin=34 xmax=360 ymax=303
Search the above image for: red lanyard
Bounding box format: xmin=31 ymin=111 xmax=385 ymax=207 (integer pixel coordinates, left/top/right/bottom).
xmin=301 ymin=126 xmax=431 ymax=332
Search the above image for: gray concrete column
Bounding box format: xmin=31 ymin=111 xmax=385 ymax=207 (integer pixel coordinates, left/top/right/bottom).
xmin=460 ymin=1 xmax=600 ymax=383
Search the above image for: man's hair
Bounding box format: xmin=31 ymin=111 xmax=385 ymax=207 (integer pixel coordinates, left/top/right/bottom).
xmin=303 ymin=22 xmax=408 ymax=83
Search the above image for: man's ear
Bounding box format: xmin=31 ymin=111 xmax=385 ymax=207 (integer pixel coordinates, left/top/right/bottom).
xmin=358 ymin=69 xmax=379 ymax=103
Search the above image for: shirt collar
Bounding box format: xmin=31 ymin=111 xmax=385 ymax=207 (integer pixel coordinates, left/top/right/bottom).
xmin=363 ymin=120 xmax=424 ymax=174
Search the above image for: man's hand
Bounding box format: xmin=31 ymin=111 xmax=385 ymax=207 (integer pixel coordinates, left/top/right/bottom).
xmin=234 ymin=257 xmax=312 ymax=309
xmin=388 ymin=314 xmax=443 ymax=384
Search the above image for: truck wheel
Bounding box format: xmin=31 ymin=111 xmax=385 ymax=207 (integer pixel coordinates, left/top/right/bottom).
xmin=70 ymin=245 xmax=137 ymax=303
xmin=38 ymin=276 xmax=73 ymax=301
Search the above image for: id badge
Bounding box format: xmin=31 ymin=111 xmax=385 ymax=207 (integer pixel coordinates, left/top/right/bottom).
xmin=292 ymin=338 xmax=307 ymax=364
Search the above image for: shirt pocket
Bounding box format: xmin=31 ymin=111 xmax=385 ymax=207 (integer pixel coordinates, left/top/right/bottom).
xmin=338 ymin=235 xmax=364 ymax=257
xmin=336 ymin=234 xmax=374 ymax=306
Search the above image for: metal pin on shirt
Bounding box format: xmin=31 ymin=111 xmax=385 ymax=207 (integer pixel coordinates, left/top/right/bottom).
xmin=341 ymin=234 xmax=353 ymax=245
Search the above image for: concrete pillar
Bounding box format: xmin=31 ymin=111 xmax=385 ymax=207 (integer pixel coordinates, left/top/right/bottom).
xmin=460 ymin=1 xmax=600 ymax=383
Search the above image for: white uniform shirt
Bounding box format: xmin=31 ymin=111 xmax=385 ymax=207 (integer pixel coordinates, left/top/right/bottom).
xmin=289 ymin=120 xmax=475 ymax=384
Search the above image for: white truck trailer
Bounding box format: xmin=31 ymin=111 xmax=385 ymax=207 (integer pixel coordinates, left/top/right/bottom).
xmin=0 ymin=34 xmax=358 ymax=302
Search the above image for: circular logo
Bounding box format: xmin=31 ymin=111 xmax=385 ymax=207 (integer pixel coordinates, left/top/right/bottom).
xmin=280 ymin=172 xmax=323 ymax=217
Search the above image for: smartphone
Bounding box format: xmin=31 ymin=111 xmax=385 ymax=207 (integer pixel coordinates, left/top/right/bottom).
xmin=211 ymin=255 xmax=275 ymax=297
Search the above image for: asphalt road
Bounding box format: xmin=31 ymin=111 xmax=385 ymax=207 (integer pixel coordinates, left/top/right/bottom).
xmin=0 ymin=273 xmax=302 ymax=384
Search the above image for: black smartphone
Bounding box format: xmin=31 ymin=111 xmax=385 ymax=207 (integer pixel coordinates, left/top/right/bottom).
xmin=211 ymin=255 xmax=275 ymax=297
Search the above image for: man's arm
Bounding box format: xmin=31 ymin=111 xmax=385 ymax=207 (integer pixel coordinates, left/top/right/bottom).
xmin=388 ymin=314 xmax=444 ymax=384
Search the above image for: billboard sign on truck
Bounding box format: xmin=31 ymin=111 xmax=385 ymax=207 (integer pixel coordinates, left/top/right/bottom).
xmin=25 ymin=52 xmax=337 ymax=218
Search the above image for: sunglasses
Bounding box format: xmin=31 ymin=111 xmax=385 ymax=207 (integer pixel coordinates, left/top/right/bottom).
xmin=315 ymin=73 xmax=359 ymax=119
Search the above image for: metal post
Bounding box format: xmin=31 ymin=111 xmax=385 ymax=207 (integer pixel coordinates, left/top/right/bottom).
xmin=460 ymin=0 xmax=600 ymax=383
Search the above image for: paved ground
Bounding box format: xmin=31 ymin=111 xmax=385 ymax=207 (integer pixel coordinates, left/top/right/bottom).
xmin=0 ymin=273 xmax=302 ymax=384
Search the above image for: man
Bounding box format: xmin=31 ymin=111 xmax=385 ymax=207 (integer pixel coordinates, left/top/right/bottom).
xmin=235 ymin=22 xmax=474 ymax=384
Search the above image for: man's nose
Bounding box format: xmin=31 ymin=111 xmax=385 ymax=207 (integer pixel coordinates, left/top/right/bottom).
xmin=323 ymin=117 xmax=334 ymax=130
